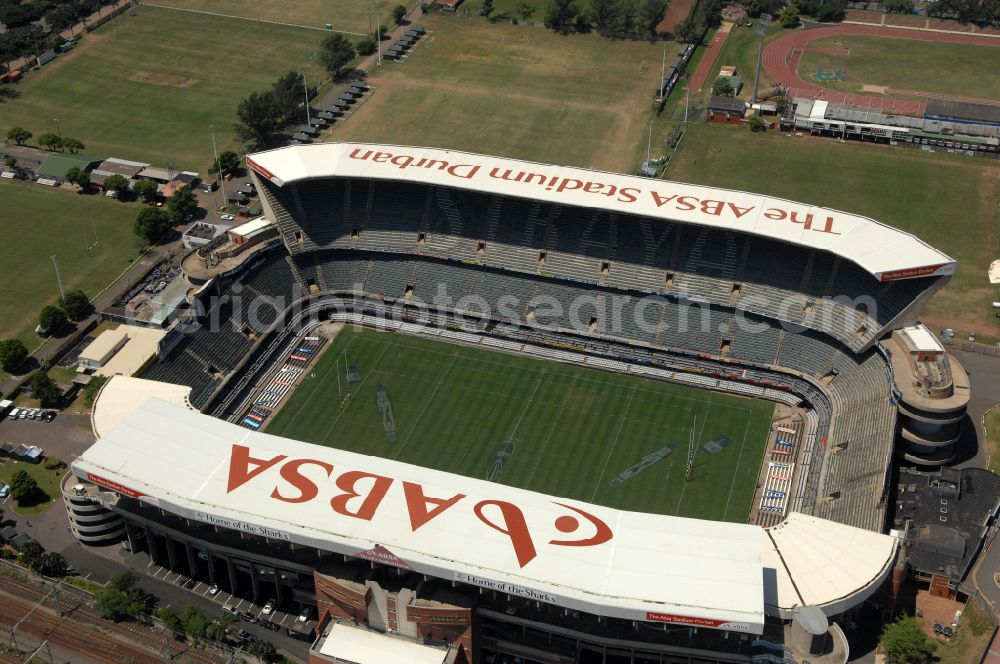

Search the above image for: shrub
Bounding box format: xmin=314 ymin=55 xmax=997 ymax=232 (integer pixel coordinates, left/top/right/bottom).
xmin=43 ymin=457 xmax=61 ymax=470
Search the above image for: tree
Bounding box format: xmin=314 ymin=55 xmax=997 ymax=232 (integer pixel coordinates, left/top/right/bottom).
xmin=3 ymin=156 xmax=16 ymax=169
xmin=675 ymin=15 xmax=698 ymax=41
xmin=748 ymin=113 xmax=766 ymax=132
xmin=272 ymin=71 xmax=305 ymax=126
xmin=235 ymin=89 xmax=283 ymax=146
xmin=180 ymin=605 xmax=209 ymax=638
xmin=393 ymin=3 xmax=408 ymax=23
xmin=711 ymin=75 xmax=734 ymax=96
xmin=166 ymin=186 xmax=198 ymax=222
xmin=103 ymin=173 xmax=128 ymax=196
xmin=61 ymin=137 xmax=85 ymax=154
xmin=214 ymin=150 xmax=239 ymax=176
xmin=546 ymin=0 xmax=580 ymax=31
xmin=134 ymin=207 xmax=172 ymax=244
xmin=618 ymin=0 xmax=638 ymax=34
xmin=318 ymin=33 xmax=356 ymax=80
xmin=779 ymin=5 xmax=800 ymax=27
xmin=481 ymin=0 xmax=496 ymax=16
xmin=19 ymin=541 xmax=44 ymax=570
xmin=641 ymin=0 xmax=669 ymax=36
xmin=10 ymin=470 xmax=39 ymax=503
xmin=591 ymin=0 xmax=620 ymax=33
xmin=133 ymin=179 xmax=159 ymax=204
xmin=46 ymin=4 xmax=78 ymax=32
xmin=158 ymin=606 xmax=182 ymax=634
xmin=519 ymin=1 xmax=536 ymax=20
xmin=0 ymin=339 xmax=28 ymax=373
xmin=245 ymin=638 xmax=278 ymax=662
xmin=28 ymin=371 xmax=62 ymax=407
xmin=95 ymin=573 xmax=153 ymax=622
xmin=6 ymin=127 xmax=31 ymax=146
xmin=59 ymin=290 xmax=91 ymax=321
xmin=880 ymin=616 xmax=935 ymax=664
xmin=36 ymin=552 xmax=69 ymax=577
xmin=64 ymin=166 xmax=90 ymax=189
xmin=882 ymin=0 xmax=915 ymax=12
xmin=39 ymin=306 xmax=67 ymax=335
xmin=38 ymin=133 xmax=61 ymax=151
xmin=355 ymin=37 xmax=377 ymax=55
xmin=83 ymin=375 xmax=109 ymax=407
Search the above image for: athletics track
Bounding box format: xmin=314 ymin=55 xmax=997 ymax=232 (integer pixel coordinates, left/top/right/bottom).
xmin=762 ymin=24 xmax=1000 ymax=115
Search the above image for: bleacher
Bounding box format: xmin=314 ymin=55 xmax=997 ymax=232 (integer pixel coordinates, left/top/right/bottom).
xmin=256 ymin=177 xmax=940 ymax=352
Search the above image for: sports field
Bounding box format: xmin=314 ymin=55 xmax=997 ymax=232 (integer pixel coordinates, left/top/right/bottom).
xmin=144 ymin=0 xmax=376 ymax=34
xmin=266 ymin=327 xmax=774 ymax=521
xmin=331 ymin=15 xmax=682 ymax=172
xmin=799 ymin=37 xmax=1000 ymax=100
xmin=0 ymin=181 xmax=141 ymax=348
xmin=666 ymin=123 xmax=1000 ymax=338
xmin=0 ymin=6 xmax=329 ymax=170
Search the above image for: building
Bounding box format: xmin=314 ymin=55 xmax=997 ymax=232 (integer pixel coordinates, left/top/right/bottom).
xmin=89 ymin=157 xmax=149 ymax=189
xmin=35 ymin=153 xmax=102 ymax=185
xmin=78 ymin=326 xmax=167 ymax=377
xmin=882 ymin=324 xmax=970 ymax=466
xmin=924 ymin=99 xmax=1000 ymax=128
xmin=182 ymin=222 xmax=228 ymax=250
xmin=72 ymin=396 xmax=898 ymax=664
xmin=707 ymin=96 xmax=746 ymax=124
xmin=78 ymin=327 xmax=132 ymax=371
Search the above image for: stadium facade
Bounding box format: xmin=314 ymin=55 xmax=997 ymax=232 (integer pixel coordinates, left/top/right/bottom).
xmin=67 ymin=144 xmax=972 ymax=664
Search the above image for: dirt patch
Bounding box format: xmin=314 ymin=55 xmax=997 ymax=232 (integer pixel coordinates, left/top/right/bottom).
xmin=861 ymin=84 xmax=888 ymax=93
xmin=129 ymin=71 xmax=197 ymax=87
xmin=658 ymin=0 xmax=695 ymax=35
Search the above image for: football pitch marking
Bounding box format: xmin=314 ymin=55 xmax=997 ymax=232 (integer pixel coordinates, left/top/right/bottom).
xmin=721 ymin=413 xmax=757 ymax=522
xmin=393 ymin=352 xmax=460 ymax=460
xmin=591 ymin=386 xmax=638 ymax=501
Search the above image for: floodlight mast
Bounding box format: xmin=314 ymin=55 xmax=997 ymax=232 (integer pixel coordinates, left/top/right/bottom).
xmin=752 ymin=14 xmax=771 ymax=105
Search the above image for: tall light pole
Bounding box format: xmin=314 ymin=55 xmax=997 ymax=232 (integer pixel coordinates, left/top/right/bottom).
xmin=646 ymin=119 xmax=654 ymax=164
xmin=375 ymin=3 xmax=382 ymax=67
xmin=303 ymin=73 xmax=312 ymax=126
xmin=50 ymin=255 xmax=64 ymax=300
xmin=210 ymin=124 xmax=228 ymax=211
xmin=751 ymin=14 xmax=771 ymax=105
xmin=53 ymin=117 xmax=62 ymax=142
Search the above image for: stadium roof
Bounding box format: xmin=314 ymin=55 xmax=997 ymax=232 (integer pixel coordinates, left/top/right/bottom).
xmin=763 ymin=512 xmax=897 ymax=619
xmin=90 ymin=376 xmax=194 ymax=439
xmin=74 ymin=398 xmax=767 ymax=633
xmin=246 ymin=143 xmax=955 ymax=282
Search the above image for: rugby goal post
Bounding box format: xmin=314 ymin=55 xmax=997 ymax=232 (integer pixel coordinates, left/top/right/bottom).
xmin=639 ymin=60 xmax=649 ymax=74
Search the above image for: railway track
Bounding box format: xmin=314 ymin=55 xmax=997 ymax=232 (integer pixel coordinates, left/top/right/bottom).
xmin=0 ymin=572 xmax=227 ymax=664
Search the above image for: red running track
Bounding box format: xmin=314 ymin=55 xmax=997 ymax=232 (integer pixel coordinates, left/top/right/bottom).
xmin=762 ymin=24 xmax=1000 ymax=115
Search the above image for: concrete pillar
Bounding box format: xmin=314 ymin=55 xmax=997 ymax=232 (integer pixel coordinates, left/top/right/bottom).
xmin=123 ymin=521 xmax=140 ymax=553
xmin=206 ymin=553 xmax=217 ymax=586
xmin=145 ymin=527 xmax=160 ymax=563
xmin=249 ymin=562 xmax=261 ymax=600
xmin=227 ymin=557 xmax=239 ymax=595
xmin=164 ymin=536 xmax=180 ymax=571
xmin=184 ymin=542 xmax=198 ymax=579
xmin=273 ymin=567 xmax=285 ymax=606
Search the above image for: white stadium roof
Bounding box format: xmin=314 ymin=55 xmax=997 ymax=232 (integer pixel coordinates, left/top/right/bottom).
xmin=246 ymin=143 xmax=954 ymax=282
xmin=75 ymin=394 xmax=898 ymax=632
xmin=76 ymin=399 xmax=766 ymax=632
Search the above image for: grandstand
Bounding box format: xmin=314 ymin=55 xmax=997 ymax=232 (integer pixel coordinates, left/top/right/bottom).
xmin=112 ymin=143 xmax=964 ymax=662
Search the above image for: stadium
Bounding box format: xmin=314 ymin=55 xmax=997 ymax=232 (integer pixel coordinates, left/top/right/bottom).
xmin=67 ymin=143 xmax=970 ymax=664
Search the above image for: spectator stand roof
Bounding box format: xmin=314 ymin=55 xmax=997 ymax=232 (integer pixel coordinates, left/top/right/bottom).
xmin=36 ymin=153 xmax=102 ymax=181
xmin=708 ymin=96 xmax=746 ymax=114
xmin=925 ymin=99 xmax=1000 ymax=127
xmin=246 ymin=143 xmax=955 ymax=282
xmin=75 ymin=398 xmax=767 ymax=633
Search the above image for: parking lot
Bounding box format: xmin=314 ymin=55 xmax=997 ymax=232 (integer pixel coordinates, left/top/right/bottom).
xmin=145 ymin=559 xmax=315 ymax=640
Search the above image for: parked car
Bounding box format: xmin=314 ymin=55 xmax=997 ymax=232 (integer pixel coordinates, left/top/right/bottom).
xmin=242 ymin=611 xmax=258 ymax=624
xmin=8 ymin=408 xmax=21 ymax=420
xmin=259 ymin=619 xmax=280 ymax=631
xmin=262 ymin=598 xmax=276 ymax=615
xmin=220 ymin=213 xmax=235 ymax=221
xmin=296 ymin=606 xmax=312 ymax=623
xmin=0 ymin=484 xmax=9 ymax=498
xmin=207 ymin=583 xmax=219 ymax=595
xmin=221 ymin=603 xmax=239 ymax=615
xmin=236 ymin=629 xmax=252 ymax=643
xmin=42 ymin=411 xmax=55 ymax=423
xmin=17 ymin=409 xmax=28 ymax=419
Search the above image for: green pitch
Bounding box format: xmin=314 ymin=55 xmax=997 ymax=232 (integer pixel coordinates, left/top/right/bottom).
xmin=266 ymin=327 xmax=774 ymax=521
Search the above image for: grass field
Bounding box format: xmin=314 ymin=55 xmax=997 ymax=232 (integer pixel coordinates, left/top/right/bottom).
xmin=0 ymin=458 xmax=64 ymax=516
xmin=266 ymin=327 xmax=774 ymax=521
xmin=0 ymin=181 xmax=142 ymax=349
xmin=330 ymin=15 xmax=682 ymax=173
xmin=666 ymin=123 xmax=1000 ymax=337
xmin=144 ymin=0 xmax=378 ymax=34
xmin=0 ymin=5 xmax=329 ymax=171
xmin=799 ymin=37 xmax=1000 ymax=100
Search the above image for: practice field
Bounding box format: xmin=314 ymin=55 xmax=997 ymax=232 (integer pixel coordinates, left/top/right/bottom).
xmin=0 ymin=181 xmax=141 ymax=348
xmin=143 ymin=0 xmax=375 ymax=34
xmin=666 ymin=123 xmax=1000 ymax=337
xmin=0 ymin=6 xmax=328 ymax=170
xmin=330 ymin=15 xmax=681 ymax=172
xmin=799 ymin=36 xmax=1000 ymax=100
xmin=266 ymin=327 xmax=774 ymax=522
